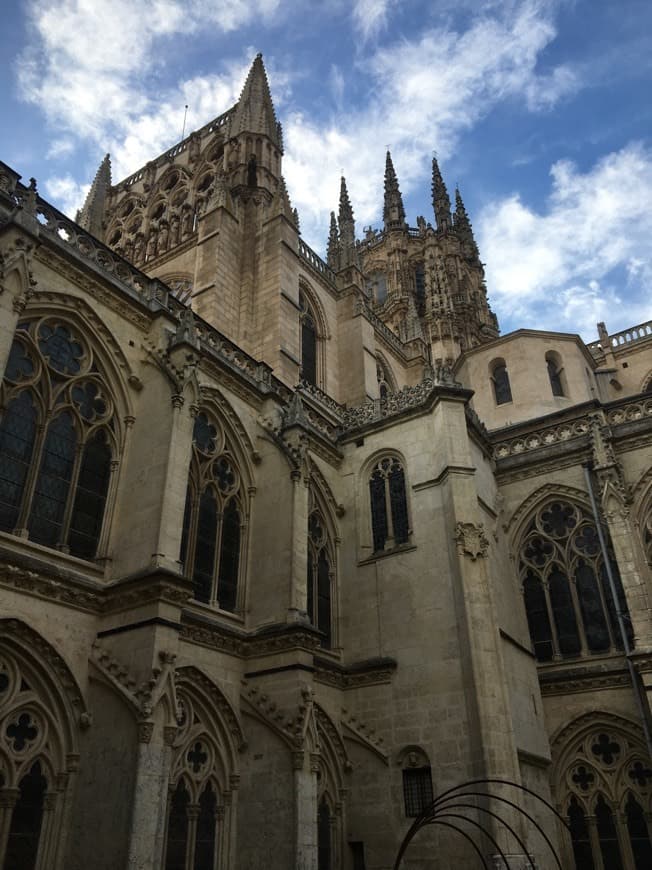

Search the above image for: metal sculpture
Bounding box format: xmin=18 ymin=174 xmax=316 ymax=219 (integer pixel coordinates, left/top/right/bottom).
xmin=393 ymin=778 xmax=569 ymax=870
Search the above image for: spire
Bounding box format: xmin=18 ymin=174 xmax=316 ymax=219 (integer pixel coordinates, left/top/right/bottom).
xmin=431 ymin=156 xmax=451 ymax=232
xmin=231 ymin=54 xmax=282 ymax=151
xmin=337 ymin=177 xmax=357 ymax=269
xmin=326 ymin=211 xmax=340 ymax=269
xmin=338 ymin=176 xmax=353 ymax=225
xmin=76 ymin=153 xmax=111 ymax=237
xmin=454 ymin=186 xmax=479 ymax=260
xmin=383 ymin=150 xmax=406 ymax=230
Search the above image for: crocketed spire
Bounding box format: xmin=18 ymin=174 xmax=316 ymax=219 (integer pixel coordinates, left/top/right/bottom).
xmin=231 ymin=54 xmax=282 ymax=151
xmin=326 ymin=211 xmax=340 ymax=270
xmin=431 ymin=156 xmax=452 ymax=232
xmin=337 ymin=176 xmax=357 ymax=268
xmin=383 ymin=150 xmax=406 ymax=230
xmin=76 ymin=153 xmax=111 ymax=238
xmin=454 ymin=186 xmax=479 ymax=260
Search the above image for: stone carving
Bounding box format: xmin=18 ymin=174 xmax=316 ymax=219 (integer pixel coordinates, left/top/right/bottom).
xmin=454 ymin=522 xmax=489 ymax=560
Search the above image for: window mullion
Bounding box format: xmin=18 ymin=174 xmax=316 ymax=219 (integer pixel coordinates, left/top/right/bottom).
xmin=567 ymin=569 xmax=589 ymax=657
xmin=212 ymin=508 xmax=223 ymax=608
xmin=541 ymin=578 xmax=562 ymax=660
xmin=58 ymin=439 xmax=85 ymax=552
xmin=384 ymin=476 xmax=395 ymax=547
xmin=14 ymin=420 xmax=47 ymax=534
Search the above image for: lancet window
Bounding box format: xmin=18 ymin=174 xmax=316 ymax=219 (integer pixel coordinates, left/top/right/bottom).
xmin=299 ymin=289 xmax=318 ymax=387
xmin=546 ymin=351 xmax=566 ymax=397
xmin=0 ymin=319 xmax=119 ymax=560
xmin=307 ymin=504 xmax=335 ymax=648
xmin=400 ymin=748 xmax=434 ymax=818
xmin=518 ymin=499 xmax=632 ymax=662
xmin=376 ymin=356 xmax=395 ymax=400
xmin=490 ymin=358 xmax=512 ymax=405
xmin=180 ymin=411 xmax=247 ymax=611
xmin=556 ymin=723 xmax=652 ymax=870
xmin=163 ymin=682 xmax=239 ymax=870
xmin=369 ymin=455 xmax=410 ymax=553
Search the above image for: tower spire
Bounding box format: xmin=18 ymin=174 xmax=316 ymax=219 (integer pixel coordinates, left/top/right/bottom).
xmin=76 ymin=153 xmax=111 ymax=238
xmin=383 ymin=151 xmax=406 ymax=230
xmin=431 ymin=156 xmax=451 ymax=232
xmin=454 ymin=186 xmax=479 ymax=261
xmin=326 ymin=211 xmax=340 ymax=270
xmin=231 ymin=53 xmax=282 ymax=151
xmin=337 ymin=177 xmax=357 ymax=269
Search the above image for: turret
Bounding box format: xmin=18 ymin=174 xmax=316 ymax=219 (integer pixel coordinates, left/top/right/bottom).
xmin=76 ymin=153 xmax=111 ymax=238
xmin=383 ymin=151 xmax=406 ymax=231
xmin=431 ymin=157 xmax=451 ymax=232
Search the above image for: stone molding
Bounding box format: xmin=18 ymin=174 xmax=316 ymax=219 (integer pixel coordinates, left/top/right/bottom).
xmin=454 ymin=522 xmax=489 ymax=560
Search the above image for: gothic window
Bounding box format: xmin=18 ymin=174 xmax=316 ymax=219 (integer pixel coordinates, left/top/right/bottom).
xmin=299 ymin=289 xmax=319 ymax=387
xmin=546 ymin=351 xmax=565 ymax=397
xmin=519 ymin=499 xmax=632 ymax=662
xmin=369 ymin=456 xmax=410 ymax=553
xmin=556 ymin=720 xmax=652 ymax=870
xmin=0 ymin=319 xmax=118 ymax=560
xmin=164 ymin=680 xmax=241 ymax=870
xmin=641 ymin=493 xmax=652 ymax=569
xmin=400 ymin=748 xmax=434 ymax=818
xmin=307 ymin=507 xmax=334 ymax=648
xmin=376 ymin=356 xmax=396 ymax=400
xmin=318 ymin=797 xmax=332 ymax=870
xmin=180 ymin=410 xmax=247 ymax=611
xmin=490 ymin=358 xmax=512 ymax=405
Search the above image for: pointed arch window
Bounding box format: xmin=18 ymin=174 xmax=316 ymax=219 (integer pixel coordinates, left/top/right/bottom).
xmin=180 ymin=411 xmax=247 ymax=612
xmin=299 ymin=289 xmax=318 ymax=387
xmin=0 ymin=319 xmax=118 ymax=559
xmin=400 ymin=748 xmax=434 ymax=818
xmin=307 ymin=507 xmax=334 ymax=648
xmin=318 ymin=797 xmax=332 ymax=870
xmin=490 ymin=358 xmax=512 ymax=405
xmin=519 ymin=499 xmax=632 ymax=662
xmin=369 ymin=456 xmax=410 ymax=553
xmin=546 ymin=351 xmax=566 ymax=397
xmin=376 ymin=356 xmax=396 ymax=400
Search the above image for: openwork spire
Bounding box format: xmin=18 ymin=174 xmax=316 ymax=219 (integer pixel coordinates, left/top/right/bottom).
xmin=431 ymin=157 xmax=451 ymax=232
xmin=383 ymin=151 xmax=406 ymax=230
xmin=326 ymin=211 xmax=340 ymax=269
xmin=76 ymin=153 xmax=111 ymax=238
xmin=454 ymin=187 xmax=479 ymax=260
xmin=231 ymin=53 xmax=282 ymax=151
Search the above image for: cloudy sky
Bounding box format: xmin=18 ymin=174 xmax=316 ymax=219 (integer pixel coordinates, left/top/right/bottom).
xmin=1 ymin=0 xmax=651 ymax=339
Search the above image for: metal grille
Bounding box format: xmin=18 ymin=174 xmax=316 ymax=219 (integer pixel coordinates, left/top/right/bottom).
xmin=402 ymin=767 xmax=434 ymax=818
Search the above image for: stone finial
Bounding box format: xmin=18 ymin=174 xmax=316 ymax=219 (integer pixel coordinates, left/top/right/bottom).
xmin=338 ymin=176 xmax=357 ymax=268
xmin=431 ymin=156 xmax=452 ymax=232
xmin=76 ymin=154 xmax=111 ymax=237
xmin=383 ymin=150 xmax=406 ymax=230
xmin=454 ymin=186 xmax=479 ymax=260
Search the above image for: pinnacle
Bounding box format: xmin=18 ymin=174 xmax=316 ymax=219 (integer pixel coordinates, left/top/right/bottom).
xmin=77 ymin=152 xmax=112 ymax=236
xmin=383 ymin=150 xmax=405 ymax=229
xmin=339 ymin=176 xmax=353 ymax=223
xmin=431 ymin=156 xmax=451 ymax=231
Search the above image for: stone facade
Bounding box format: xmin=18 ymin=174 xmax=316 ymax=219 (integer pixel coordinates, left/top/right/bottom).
xmin=0 ymin=54 xmax=651 ymax=870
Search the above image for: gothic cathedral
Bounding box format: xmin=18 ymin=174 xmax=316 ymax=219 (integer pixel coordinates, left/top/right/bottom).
xmin=1 ymin=54 xmax=652 ymax=870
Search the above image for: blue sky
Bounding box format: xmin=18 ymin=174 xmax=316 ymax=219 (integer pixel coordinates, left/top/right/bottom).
xmin=1 ymin=0 xmax=651 ymax=339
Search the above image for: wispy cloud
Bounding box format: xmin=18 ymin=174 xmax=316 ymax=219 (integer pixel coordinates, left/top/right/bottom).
xmin=477 ymin=142 xmax=652 ymax=337
xmin=352 ymin=0 xmax=396 ymax=41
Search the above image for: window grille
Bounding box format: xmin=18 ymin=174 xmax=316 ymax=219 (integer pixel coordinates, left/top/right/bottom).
xmin=0 ymin=320 xmax=117 ymax=559
xmin=402 ymin=767 xmax=434 ymax=817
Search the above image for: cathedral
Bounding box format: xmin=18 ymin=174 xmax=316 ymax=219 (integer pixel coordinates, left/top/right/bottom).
xmin=1 ymin=53 xmax=652 ymax=870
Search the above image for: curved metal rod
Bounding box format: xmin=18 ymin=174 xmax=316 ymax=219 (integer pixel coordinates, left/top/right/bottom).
xmin=437 ymin=801 xmax=534 ymax=869
xmin=435 ymin=791 xmax=563 ymax=870
xmin=428 ymin=819 xmax=490 ymax=870
xmin=434 ymin=812 xmax=511 ymax=868
xmin=431 ymin=779 xmax=570 ymax=832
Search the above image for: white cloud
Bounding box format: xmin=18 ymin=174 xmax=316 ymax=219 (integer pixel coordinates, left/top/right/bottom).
xmin=284 ymin=0 xmax=580 ymax=250
xmin=352 ymin=0 xmax=395 ymax=41
xmin=477 ymin=143 xmax=652 ymax=337
xmin=43 ymin=175 xmax=90 ymax=216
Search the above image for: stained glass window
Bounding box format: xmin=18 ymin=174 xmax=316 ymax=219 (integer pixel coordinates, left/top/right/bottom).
xmin=626 ymin=793 xmax=652 ymax=869
xmin=0 ymin=392 xmax=37 ymax=532
xmin=68 ymin=430 xmax=112 ymax=559
xmin=28 ymin=412 xmax=77 ymax=548
xmin=519 ymin=500 xmax=630 ymax=662
xmin=182 ymin=409 xmax=246 ymax=612
xmin=369 ymin=457 xmax=409 ymax=553
xmin=568 ymin=797 xmax=595 ymax=870
xmin=595 ymin=795 xmax=623 ymax=870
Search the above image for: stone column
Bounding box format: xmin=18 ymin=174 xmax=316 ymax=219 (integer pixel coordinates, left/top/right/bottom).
xmin=586 ymin=816 xmax=604 ymax=870
xmin=34 ymin=791 xmax=57 ymax=870
xmin=0 ymin=789 xmax=19 ymax=859
xmin=185 ymin=804 xmax=200 ymax=869
xmin=293 ymin=750 xmax=318 ymax=870
xmin=126 ymin=722 xmax=173 ymax=870
xmin=226 ymin=775 xmax=239 ymax=870
xmin=288 ymin=469 xmax=310 ymax=622
xmin=215 ymin=804 xmax=226 ymax=870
